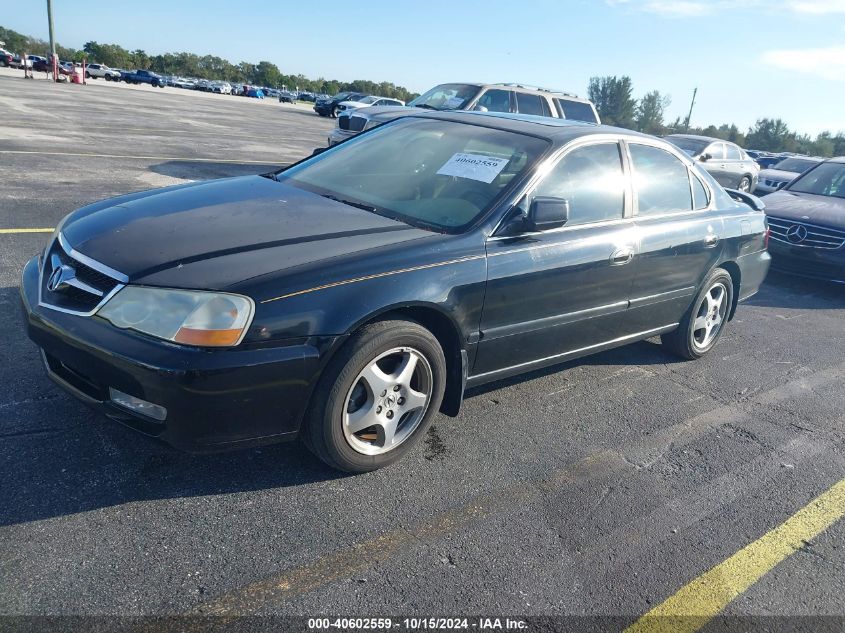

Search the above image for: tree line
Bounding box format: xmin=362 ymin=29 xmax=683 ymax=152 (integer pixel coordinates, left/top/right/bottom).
xmin=3 ymin=24 xmax=840 ymax=155
xmin=588 ymin=75 xmax=844 ymax=157
xmin=0 ymin=25 xmax=419 ymax=101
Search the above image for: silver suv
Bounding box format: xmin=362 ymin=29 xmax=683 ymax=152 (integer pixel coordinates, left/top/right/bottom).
xmin=327 ymin=82 xmax=600 ymax=146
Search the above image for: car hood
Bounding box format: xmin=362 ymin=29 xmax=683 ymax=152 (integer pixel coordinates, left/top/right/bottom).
xmin=62 ymin=176 xmax=431 ymax=290
xmin=759 ymin=168 xmax=799 ymax=181
xmin=763 ymin=190 xmax=845 ymax=228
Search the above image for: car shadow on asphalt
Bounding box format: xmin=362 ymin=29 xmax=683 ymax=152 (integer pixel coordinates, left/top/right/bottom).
xmin=148 ymin=160 xmax=286 ymax=181
xmin=747 ymin=271 xmax=845 ymax=310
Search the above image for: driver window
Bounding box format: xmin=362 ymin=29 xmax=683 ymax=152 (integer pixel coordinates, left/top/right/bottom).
xmin=533 ymin=143 xmax=626 ymax=225
xmin=476 ymin=89 xmax=512 ymax=113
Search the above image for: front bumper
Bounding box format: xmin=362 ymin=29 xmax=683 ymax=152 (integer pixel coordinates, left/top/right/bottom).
xmin=328 ymin=128 xmax=358 ymax=146
xmin=20 ymin=256 xmax=340 ymax=452
xmin=766 ymin=241 xmax=845 ymax=282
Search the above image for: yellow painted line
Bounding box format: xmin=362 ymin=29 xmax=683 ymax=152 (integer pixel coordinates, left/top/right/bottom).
xmin=0 ymin=150 xmax=279 ymax=164
xmin=626 ymin=478 xmax=845 ymax=633
xmin=0 ymin=228 xmax=55 ymax=234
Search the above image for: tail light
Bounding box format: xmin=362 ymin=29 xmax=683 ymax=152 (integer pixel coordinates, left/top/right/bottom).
xmin=764 ymin=227 xmax=771 ymax=249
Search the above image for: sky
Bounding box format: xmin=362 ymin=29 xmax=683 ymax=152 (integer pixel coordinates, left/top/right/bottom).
xmin=5 ymin=0 xmax=844 ymax=135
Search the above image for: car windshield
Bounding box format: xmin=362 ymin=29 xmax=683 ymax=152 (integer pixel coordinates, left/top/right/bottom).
xmin=358 ymin=96 xmax=379 ymax=104
xmin=664 ymin=137 xmax=709 ymax=156
xmin=408 ymin=84 xmax=481 ymax=111
xmin=774 ymin=157 xmax=819 ymax=173
xmin=275 ymin=118 xmax=549 ymax=232
xmin=787 ymin=162 xmax=845 ymax=199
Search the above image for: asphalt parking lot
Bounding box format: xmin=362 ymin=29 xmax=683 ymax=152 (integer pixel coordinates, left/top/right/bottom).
xmin=1 ymin=73 xmax=844 ymax=630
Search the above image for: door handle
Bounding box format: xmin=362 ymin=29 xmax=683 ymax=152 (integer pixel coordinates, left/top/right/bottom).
xmin=610 ymin=248 xmax=634 ymax=265
xmin=704 ymin=234 xmax=720 ymax=247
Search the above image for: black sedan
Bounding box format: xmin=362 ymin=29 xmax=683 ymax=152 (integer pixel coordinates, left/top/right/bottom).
xmin=762 ymin=157 xmax=845 ymax=283
xmin=20 ymin=112 xmax=771 ymax=472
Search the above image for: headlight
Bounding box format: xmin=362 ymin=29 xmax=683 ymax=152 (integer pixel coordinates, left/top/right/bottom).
xmin=97 ymin=287 xmax=255 ymax=347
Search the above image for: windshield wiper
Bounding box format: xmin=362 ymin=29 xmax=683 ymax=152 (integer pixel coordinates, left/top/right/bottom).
xmin=414 ymin=103 xmax=438 ymax=110
xmin=321 ymin=194 xmax=377 ymax=212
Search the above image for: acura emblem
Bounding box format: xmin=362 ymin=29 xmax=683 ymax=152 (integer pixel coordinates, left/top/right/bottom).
xmin=47 ymin=263 xmax=77 ymax=292
xmin=786 ymin=224 xmax=808 ymax=244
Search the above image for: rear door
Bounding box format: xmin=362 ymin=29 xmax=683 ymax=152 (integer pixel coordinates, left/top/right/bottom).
xmin=474 ymin=140 xmax=638 ymax=379
xmin=723 ymin=143 xmax=745 ymax=188
xmin=626 ymin=141 xmax=724 ymax=332
xmin=702 ymin=142 xmax=728 ymax=185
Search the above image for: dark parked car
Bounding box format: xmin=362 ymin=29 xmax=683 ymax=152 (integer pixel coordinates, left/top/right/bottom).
xmin=278 ymin=91 xmax=297 ymax=103
xmin=20 ymin=112 xmax=770 ymax=472
xmin=314 ymin=92 xmax=367 ymax=118
xmin=122 ymin=69 xmax=166 ymax=87
xmin=762 ymin=157 xmax=845 ymax=282
xmin=665 ymin=134 xmax=759 ymax=192
xmin=755 ymin=156 xmax=823 ymax=195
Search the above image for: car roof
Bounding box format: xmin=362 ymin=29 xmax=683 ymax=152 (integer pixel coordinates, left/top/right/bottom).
xmin=406 ymin=110 xmax=649 ymax=143
xmin=666 ymin=133 xmax=736 ymax=145
xmin=827 ymin=156 xmax=845 ymax=164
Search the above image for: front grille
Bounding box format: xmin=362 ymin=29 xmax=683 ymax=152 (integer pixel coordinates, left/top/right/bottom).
xmin=348 ymin=116 xmax=367 ymax=132
xmin=338 ymin=115 xmax=350 ymax=131
xmin=767 ymin=216 xmax=845 ymax=250
xmin=40 ymin=237 xmax=124 ymax=315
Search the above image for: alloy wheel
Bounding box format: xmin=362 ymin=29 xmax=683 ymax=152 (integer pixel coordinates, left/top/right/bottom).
xmin=342 ymin=347 xmax=433 ymax=456
xmin=692 ymin=282 xmax=728 ymax=350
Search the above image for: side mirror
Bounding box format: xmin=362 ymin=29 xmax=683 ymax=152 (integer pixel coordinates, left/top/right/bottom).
xmin=527 ymin=197 xmax=569 ymax=231
xmin=472 ymin=105 xmax=488 ymax=112
xmin=699 ymin=153 xmax=711 ymax=162
xmin=311 ymin=146 xmax=329 ymax=156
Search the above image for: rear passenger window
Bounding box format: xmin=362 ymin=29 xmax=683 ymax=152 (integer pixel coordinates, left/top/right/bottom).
xmin=725 ymin=144 xmax=741 ymax=160
xmin=555 ymin=99 xmax=599 ymax=124
xmin=515 ymin=92 xmax=544 ymax=116
xmin=476 ymin=89 xmax=512 ymax=113
xmin=691 ymin=172 xmax=710 ymax=209
xmin=629 ymin=144 xmax=693 ymax=215
xmin=534 ymin=143 xmax=626 ymax=225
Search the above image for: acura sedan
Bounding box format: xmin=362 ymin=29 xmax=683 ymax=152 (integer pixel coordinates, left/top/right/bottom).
xmin=762 ymin=157 xmax=845 ymax=282
xmin=21 ymin=112 xmax=770 ymax=472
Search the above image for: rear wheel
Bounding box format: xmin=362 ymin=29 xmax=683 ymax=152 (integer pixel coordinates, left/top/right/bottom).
xmin=304 ymin=319 xmax=446 ymax=473
xmin=661 ymin=268 xmax=733 ymax=360
xmin=738 ymin=176 xmax=752 ymax=192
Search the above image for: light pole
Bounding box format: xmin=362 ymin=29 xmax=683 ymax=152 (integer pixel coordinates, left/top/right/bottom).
xmin=46 ymin=0 xmax=57 ymax=80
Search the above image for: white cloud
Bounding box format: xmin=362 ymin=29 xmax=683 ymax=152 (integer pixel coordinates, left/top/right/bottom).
xmin=785 ymin=0 xmax=845 ymax=13
xmin=608 ymin=0 xmax=845 ymax=14
xmin=761 ymin=46 xmax=845 ymax=80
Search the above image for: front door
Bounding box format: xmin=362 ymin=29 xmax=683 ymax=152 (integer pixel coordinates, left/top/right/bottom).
xmin=473 ymin=141 xmax=638 ymax=380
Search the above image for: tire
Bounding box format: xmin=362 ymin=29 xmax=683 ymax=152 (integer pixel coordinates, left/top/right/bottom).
xmin=331 ymin=106 xmax=340 ymax=118
xmin=738 ymin=176 xmax=752 ymax=192
xmin=303 ymin=319 xmax=447 ymax=473
xmin=85 ymin=71 xmax=91 ymax=78
xmin=661 ymin=268 xmax=733 ymax=360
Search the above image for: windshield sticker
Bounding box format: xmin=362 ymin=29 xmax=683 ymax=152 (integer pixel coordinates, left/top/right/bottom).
xmin=443 ymin=96 xmax=464 ymax=109
xmin=436 ymin=153 xmax=509 ymax=184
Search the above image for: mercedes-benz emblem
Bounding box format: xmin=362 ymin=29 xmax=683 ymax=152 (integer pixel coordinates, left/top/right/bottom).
xmin=47 ymin=264 xmax=77 ymax=292
xmin=786 ymin=224 xmax=808 ymax=244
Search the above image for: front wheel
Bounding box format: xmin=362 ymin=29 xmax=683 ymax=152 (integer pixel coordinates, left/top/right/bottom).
xmin=304 ymin=320 xmax=446 ymax=473
xmin=661 ymin=268 xmax=733 ymax=360
xmin=331 ymin=106 xmax=340 ymax=118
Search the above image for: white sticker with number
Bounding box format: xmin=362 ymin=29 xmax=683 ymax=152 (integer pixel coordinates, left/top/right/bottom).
xmin=436 ymin=153 xmax=509 ymax=184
